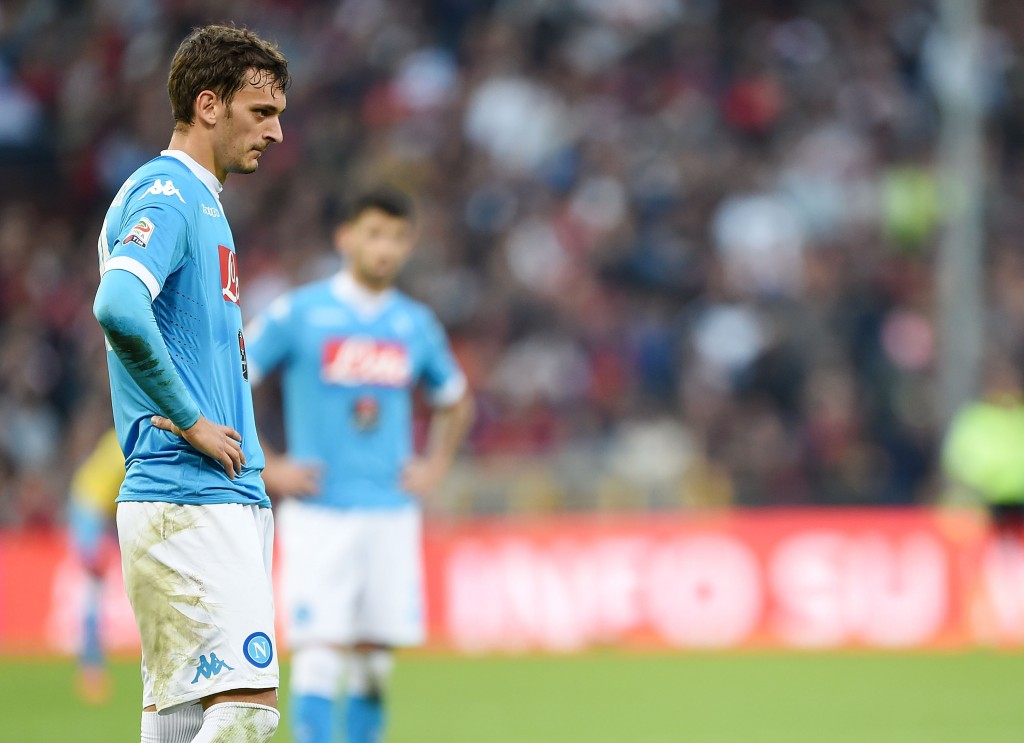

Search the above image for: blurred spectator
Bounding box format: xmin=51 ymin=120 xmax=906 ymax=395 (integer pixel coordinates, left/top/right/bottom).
xmin=943 ymin=354 xmax=1024 ymax=531
xmin=2 ymin=0 xmax=1024 ymax=523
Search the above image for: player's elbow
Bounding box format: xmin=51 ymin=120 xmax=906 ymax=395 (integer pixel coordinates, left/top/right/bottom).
xmin=458 ymin=389 xmax=477 ymax=427
xmin=93 ymin=280 xmax=121 ymax=331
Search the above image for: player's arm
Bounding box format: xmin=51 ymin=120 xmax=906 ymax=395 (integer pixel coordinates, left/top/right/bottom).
xmin=401 ymin=389 xmax=475 ymax=499
xmin=402 ymin=310 xmax=475 ymax=498
xmin=94 ymin=270 xmax=246 ymax=479
xmin=260 ymin=446 xmax=320 ymax=500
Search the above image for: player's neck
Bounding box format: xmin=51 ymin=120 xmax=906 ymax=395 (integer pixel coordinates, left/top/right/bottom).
xmin=167 ymin=129 xmax=226 ymax=184
xmin=346 ymin=270 xmax=391 ymax=296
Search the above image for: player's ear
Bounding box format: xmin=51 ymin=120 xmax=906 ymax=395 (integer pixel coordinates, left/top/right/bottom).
xmin=333 ymin=223 xmax=350 ymax=255
xmin=194 ymin=90 xmax=219 ymax=127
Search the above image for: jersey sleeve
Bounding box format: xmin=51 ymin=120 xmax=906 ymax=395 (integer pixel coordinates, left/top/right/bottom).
xmin=102 ymin=198 xmax=190 ymax=300
xmin=93 ymin=269 xmax=202 ymax=429
xmin=418 ymin=310 xmax=467 ymax=407
xmin=243 ymin=294 xmax=296 ymax=385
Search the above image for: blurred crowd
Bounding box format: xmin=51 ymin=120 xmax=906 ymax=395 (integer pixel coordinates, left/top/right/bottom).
xmin=3 ymin=0 xmax=1024 ymax=526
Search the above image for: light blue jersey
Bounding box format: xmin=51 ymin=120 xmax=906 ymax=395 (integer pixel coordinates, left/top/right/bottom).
xmin=245 ymin=272 xmax=466 ymax=510
xmin=98 ymin=150 xmax=268 ymax=507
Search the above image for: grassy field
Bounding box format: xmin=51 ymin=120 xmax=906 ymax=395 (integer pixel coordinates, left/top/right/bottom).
xmin=3 ymin=652 xmax=1024 ymax=742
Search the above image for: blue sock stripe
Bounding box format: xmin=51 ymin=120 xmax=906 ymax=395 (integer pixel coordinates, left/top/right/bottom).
xmin=292 ymin=693 xmax=335 ymax=743
xmin=344 ymin=693 xmax=386 ymax=743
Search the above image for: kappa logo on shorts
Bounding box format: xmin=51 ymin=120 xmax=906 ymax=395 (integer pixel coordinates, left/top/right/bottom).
xmin=243 ymin=631 xmax=274 ymax=669
xmin=192 ymin=652 xmax=234 ymax=684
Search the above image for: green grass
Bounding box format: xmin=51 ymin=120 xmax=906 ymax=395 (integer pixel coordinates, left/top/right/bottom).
xmin=3 ymin=652 xmax=1024 ymax=742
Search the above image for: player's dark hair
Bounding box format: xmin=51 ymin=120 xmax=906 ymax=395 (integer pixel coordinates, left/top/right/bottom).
xmin=168 ymin=24 xmax=290 ymax=125
xmin=346 ymin=185 xmax=416 ymax=223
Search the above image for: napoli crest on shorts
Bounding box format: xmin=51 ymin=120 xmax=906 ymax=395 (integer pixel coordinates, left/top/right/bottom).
xmin=243 ymin=631 xmax=274 ymax=668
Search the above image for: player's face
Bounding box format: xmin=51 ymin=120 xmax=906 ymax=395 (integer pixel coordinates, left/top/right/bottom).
xmin=215 ymin=70 xmax=286 ymax=177
xmin=337 ymin=209 xmax=414 ymax=291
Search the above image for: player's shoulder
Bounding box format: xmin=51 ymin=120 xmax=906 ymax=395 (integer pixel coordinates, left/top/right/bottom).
xmin=290 ymin=277 xmax=337 ymax=309
xmin=261 ymin=277 xmax=334 ymax=321
xmin=391 ymin=290 xmax=441 ymax=328
xmin=115 ymin=155 xmax=202 ymax=213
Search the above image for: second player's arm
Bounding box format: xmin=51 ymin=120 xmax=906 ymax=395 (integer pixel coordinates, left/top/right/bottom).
xmin=401 ymin=390 xmax=475 ymax=499
xmin=259 ymin=445 xmax=320 ymax=500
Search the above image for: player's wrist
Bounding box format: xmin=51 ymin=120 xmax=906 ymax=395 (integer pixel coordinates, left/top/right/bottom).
xmin=178 ymin=412 xmax=204 ymax=433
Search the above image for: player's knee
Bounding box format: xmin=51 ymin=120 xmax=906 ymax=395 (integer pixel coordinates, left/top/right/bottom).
xmin=348 ymin=648 xmax=394 ymax=698
xmin=196 ymin=702 xmax=279 ymax=742
xmin=291 ymin=645 xmax=345 ymax=698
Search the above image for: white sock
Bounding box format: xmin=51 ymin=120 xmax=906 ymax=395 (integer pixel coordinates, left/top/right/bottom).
xmin=140 ymin=704 xmax=203 ymax=743
xmin=347 ymin=649 xmax=394 ymax=697
xmin=190 ymin=702 xmax=280 ymax=743
xmin=291 ymin=645 xmax=345 ymax=698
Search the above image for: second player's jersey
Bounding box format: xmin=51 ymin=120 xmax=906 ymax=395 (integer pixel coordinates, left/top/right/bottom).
xmin=244 ymin=272 xmax=466 ymax=510
xmin=98 ymin=150 xmax=268 ymax=507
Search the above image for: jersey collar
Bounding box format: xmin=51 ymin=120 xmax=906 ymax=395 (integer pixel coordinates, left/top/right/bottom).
xmin=331 ymin=271 xmax=395 ymax=320
xmin=161 ymin=150 xmax=223 ymax=201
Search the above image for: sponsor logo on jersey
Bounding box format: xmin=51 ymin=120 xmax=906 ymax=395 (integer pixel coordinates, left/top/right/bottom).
xmin=242 ymin=631 xmax=274 ymax=669
xmin=123 ymin=217 xmax=154 ymax=248
xmin=219 ymin=245 xmax=240 ymax=304
xmin=140 ymin=178 xmax=185 ymax=203
xmin=321 ymin=337 xmax=412 ymax=387
xmin=191 ymin=652 xmax=234 ymax=684
xmin=202 ymin=204 xmax=221 ymax=218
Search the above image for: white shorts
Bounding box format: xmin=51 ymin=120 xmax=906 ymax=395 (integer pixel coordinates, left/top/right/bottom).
xmin=278 ymin=500 xmax=424 ymax=648
xmin=116 ymin=502 xmax=279 ymax=711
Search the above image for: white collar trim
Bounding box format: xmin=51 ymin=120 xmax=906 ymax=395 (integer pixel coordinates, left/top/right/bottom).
xmin=331 ymin=271 xmax=395 ymax=319
xmin=161 ymin=149 xmax=223 ymax=200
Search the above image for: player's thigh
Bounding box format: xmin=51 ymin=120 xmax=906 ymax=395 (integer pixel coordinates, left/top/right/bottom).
xmin=119 ymin=502 xmax=278 ymax=711
xmin=278 ymin=500 xmax=362 ymax=644
xmin=356 ymin=508 xmax=424 ymax=645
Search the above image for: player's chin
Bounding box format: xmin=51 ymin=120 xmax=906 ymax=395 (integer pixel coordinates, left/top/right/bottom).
xmin=228 ymin=156 xmax=260 ymax=175
xmin=237 ymin=160 xmax=259 ymax=174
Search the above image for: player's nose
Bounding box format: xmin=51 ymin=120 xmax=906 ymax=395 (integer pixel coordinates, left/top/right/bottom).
xmin=265 ymin=117 xmax=283 ymax=144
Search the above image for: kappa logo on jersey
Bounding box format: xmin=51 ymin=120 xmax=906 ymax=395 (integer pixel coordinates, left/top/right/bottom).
xmin=321 ymin=337 xmax=412 ymax=387
xmin=243 ymin=631 xmax=274 ymax=668
xmin=191 ymin=652 xmax=234 ymax=684
xmin=219 ymin=245 xmax=240 ymax=303
xmin=123 ymin=217 xmax=154 ymax=248
xmin=140 ymin=178 xmax=185 ymax=203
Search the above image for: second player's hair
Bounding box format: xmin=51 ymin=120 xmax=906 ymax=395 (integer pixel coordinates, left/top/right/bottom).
xmin=346 ymin=185 xmax=416 ymax=223
xmin=168 ymin=24 xmax=290 ymax=125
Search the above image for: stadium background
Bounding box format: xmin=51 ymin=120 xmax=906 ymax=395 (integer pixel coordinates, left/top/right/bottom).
xmin=3 ymin=0 xmax=1024 ymax=740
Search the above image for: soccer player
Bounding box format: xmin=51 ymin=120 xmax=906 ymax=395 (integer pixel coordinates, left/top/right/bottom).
xmin=245 ymin=186 xmax=475 ymax=743
xmin=92 ymin=25 xmax=288 ymax=743
xmin=67 ymin=426 xmax=124 ymax=704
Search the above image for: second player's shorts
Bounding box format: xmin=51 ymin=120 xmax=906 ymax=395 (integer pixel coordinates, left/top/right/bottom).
xmin=116 ymin=501 xmax=279 ymax=711
xmin=278 ymin=500 xmax=424 ymax=648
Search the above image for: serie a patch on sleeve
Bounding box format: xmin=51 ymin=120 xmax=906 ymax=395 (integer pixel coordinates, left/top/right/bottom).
xmin=124 ymin=217 xmax=155 ymax=248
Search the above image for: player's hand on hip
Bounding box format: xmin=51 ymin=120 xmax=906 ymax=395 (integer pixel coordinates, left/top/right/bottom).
xmin=262 ymin=457 xmax=320 ymax=499
xmin=150 ymin=414 xmax=246 ymax=479
xmin=401 ymin=457 xmax=447 ymax=500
